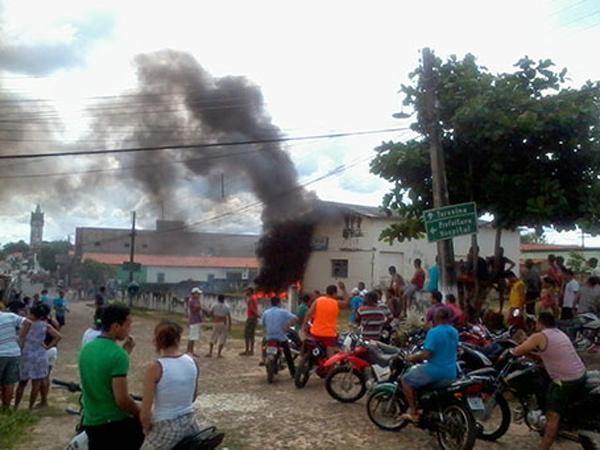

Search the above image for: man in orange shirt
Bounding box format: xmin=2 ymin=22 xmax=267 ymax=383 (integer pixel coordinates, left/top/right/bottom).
xmin=302 ymin=282 xmax=349 ymax=356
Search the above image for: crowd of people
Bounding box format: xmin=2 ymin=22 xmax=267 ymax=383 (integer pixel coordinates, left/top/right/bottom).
xmin=2 ymin=251 xmax=599 ymax=450
xmin=0 ymin=288 xmax=66 ymax=412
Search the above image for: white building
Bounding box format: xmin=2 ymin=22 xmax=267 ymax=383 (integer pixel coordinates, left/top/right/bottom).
xmin=303 ymin=202 xmax=520 ymax=293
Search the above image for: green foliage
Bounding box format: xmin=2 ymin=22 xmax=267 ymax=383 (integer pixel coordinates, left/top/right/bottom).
xmin=372 ymin=52 xmax=600 ymax=243
xmin=80 ymin=259 xmax=116 ymax=286
xmin=566 ymin=252 xmax=587 ymax=275
xmin=0 ymin=240 xmax=30 ymax=258
xmin=0 ymin=410 xmax=38 ymax=449
xmin=520 ymin=230 xmax=547 ymax=244
xmin=38 ymin=240 xmax=73 ymax=273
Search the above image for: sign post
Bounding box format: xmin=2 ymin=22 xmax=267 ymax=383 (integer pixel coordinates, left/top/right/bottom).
xmin=423 ymin=202 xmax=478 ymax=242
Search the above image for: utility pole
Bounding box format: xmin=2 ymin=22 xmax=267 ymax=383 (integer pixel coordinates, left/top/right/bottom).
xmin=220 ymin=173 xmax=225 ymax=199
xmin=422 ymin=48 xmax=456 ymax=290
xmin=128 ymin=211 xmax=136 ymax=306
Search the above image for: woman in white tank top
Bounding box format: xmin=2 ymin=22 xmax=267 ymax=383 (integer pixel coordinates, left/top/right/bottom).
xmin=140 ymin=321 xmax=200 ymax=450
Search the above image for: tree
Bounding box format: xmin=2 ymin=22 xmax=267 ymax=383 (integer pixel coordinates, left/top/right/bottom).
xmin=39 ymin=240 xmax=73 ymax=274
xmin=520 ymin=230 xmax=547 ymax=244
xmin=0 ymin=240 xmax=30 ymax=258
xmin=80 ymin=260 xmax=116 ymax=286
xmin=372 ymin=54 xmax=600 ymax=244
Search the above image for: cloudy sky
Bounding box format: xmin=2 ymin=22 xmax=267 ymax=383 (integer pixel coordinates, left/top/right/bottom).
xmin=0 ymin=0 xmax=599 ymax=246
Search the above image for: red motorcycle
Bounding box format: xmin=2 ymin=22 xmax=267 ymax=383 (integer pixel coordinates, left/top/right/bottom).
xmin=294 ymin=336 xmax=333 ymax=389
xmin=323 ymin=333 xmax=404 ymax=403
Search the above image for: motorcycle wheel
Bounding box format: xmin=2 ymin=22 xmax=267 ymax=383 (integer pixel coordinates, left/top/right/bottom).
xmin=266 ymin=358 xmax=276 ymax=384
xmin=436 ymin=403 xmax=477 ymax=450
xmin=475 ymin=393 xmax=511 ymax=441
xmin=294 ymin=356 xmax=312 ymax=389
xmin=325 ymin=365 xmax=367 ymax=403
xmin=366 ymin=389 xmax=408 ymax=431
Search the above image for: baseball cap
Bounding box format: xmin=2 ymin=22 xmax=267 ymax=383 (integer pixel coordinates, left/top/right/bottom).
xmin=191 ymin=287 xmax=203 ymax=294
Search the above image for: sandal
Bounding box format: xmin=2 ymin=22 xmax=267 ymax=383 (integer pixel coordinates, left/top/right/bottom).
xmin=400 ymin=413 xmax=421 ymax=423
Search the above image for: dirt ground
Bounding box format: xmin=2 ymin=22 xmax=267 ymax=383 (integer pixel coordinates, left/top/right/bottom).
xmin=14 ymin=300 xmax=584 ymax=450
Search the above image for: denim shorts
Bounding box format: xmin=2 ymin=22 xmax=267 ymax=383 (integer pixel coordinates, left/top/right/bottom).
xmin=402 ymin=364 xmax=436 ymax=389
xmin=0 ymin=356 xmax=20 ymax=385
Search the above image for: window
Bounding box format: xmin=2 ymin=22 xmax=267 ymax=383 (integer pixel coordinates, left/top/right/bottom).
xmin=331 ymin=259 xmax=348 ymax=278
xmin=94 ymin=241 xmax=101 ymax=247
xmin=156 ymin=272 xmax=165 ymax=283
xmin=124 ymin=242 xmax=130 ymax=248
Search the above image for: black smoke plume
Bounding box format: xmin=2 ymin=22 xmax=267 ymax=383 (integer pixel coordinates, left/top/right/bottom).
xmin=92 ymin=50 xmax=317 ymax=290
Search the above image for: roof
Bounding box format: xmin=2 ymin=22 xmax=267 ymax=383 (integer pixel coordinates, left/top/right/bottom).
xmin=82 ymin=253 xmax=259 ymax=269
xmin=75 ymin=227 xmax=258 ymax=258
xmin=521 ymin=243 xmax=600 ymax=252
xmin=321 ymin=201 xmax=395 ymax=219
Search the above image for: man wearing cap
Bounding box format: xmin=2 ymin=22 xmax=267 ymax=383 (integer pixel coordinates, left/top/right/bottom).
xmin=186 ymin=288 xmax=203 ymax=356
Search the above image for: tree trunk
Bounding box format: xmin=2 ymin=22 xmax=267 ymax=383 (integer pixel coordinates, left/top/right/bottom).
xmin=494 ymin=227 xmax=504 ymax=313
xmin=470 ymin=234 xmax=480 ymax=320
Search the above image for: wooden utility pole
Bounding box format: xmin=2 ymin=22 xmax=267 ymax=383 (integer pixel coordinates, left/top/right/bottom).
xmin=422 ymin=48 xmax=456 ymax=290
xmin=127 ymin=211 xmax=137 ymax=307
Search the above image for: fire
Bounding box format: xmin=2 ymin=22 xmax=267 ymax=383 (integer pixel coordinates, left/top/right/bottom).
xmin=253 ymin=281 xmax=302 ymax=300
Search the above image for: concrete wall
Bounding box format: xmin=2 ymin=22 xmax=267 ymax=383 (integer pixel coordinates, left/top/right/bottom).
xmin=303 ymin=216 xmax=520 ymax=293
xmin=144 ymin=266 xmax=250 ymax=284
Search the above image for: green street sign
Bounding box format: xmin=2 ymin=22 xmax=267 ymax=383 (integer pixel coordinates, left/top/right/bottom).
xmin=423 ymin=202 xmax=478 ymax=242
xmin=122 ymin=262 xmax=142 ymax=272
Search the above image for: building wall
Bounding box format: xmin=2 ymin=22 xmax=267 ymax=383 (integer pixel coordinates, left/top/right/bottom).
xmin=145 ymin=266 xmax=250 ymax=284
xmin=303 ymin=216 xmax=520 ymax=293
xmin=521 ymin=249 xmax=600 ymax=264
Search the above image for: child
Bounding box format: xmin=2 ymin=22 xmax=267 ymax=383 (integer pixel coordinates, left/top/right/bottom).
xmin=14 ymin=303 xmax=61 ymax=410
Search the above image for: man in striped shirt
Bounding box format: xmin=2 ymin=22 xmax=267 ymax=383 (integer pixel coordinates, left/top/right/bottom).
xmin=354 ymin=291 xmax=391 ymax=341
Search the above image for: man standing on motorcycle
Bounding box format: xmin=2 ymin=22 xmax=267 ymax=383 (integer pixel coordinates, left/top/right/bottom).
xmin=261 ymin=297 xmax=298 ymax=376
xmin=510 ymin=312 xmax=586 ymax=450
xmin=302 ymin=282 xmax=349 ymax=357
xmin=401 ymin=307 xmax=458 ymax=422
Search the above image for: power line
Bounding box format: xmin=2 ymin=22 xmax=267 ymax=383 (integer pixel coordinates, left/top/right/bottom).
xmin=0 ymin=126 xmax=409 ymax=160
xmin=76 ymin=153 xmax=375 ymax=248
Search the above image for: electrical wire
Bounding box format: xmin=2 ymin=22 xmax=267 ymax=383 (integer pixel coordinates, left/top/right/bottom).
xmin=0 ymin=126 xmax=409 ymax=160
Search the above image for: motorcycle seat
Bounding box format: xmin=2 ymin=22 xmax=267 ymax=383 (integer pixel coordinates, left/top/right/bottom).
xmin=367 ymin=346 xmax=398 ymax=366
xmin=373 ymin=341 xmax=401 ymax=355
xmin=467 ymin=367 xmax=497 ymax=377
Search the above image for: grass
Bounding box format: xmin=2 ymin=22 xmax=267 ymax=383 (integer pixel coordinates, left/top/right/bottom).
xmin=0 ymin=410 xmax=39 ymax=449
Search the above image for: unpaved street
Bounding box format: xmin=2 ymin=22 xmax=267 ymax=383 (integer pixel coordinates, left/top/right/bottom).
xmin=17 ymin=300 xmax=581 ymax=450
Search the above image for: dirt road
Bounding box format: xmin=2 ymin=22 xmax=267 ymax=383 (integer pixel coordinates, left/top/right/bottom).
xmin=16 ymin=300 xmax=582 ymax=450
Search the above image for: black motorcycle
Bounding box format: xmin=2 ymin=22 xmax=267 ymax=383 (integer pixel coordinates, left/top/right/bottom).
xmin=366 ymin=364 xmax=486 ymax=450
xmin=53 ymin=379 xmax=224 ymax=450
xmin=485 ymin=355 xmax=600 ymax=449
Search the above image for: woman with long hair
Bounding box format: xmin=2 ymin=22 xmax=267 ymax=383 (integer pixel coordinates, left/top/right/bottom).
xmin=141 ymin=321 xmax=200 ymax=450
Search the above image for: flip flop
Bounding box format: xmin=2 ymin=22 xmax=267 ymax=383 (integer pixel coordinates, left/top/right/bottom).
xmin=400 ymin=413 xmax=421 ymax=423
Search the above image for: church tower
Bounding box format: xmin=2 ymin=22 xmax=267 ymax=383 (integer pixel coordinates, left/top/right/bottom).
xmin=30 ymin=204 xmax=44 ymax=250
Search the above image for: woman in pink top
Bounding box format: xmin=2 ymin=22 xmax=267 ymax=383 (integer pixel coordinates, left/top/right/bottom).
xmin=511 ymin=312 xmax=586 ymax=450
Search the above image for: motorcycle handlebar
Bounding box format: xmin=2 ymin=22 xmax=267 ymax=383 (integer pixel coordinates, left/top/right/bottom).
xmin=52 ymin=379 xmax=142 ymax=401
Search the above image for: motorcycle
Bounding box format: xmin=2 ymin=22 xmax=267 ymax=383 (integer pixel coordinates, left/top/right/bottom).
xmin=322 ymin=332 xmax=404 ymax=402
xmin=52 ymin=379 xmax=225 ymax=450
xmin=558 ymin=312 xmax=600 ymax=352
xmin=294 ymin=335 xmax=339 ymax=389
xmin=488 ymin=354 xmax=600 ymax=449
xmin=366 ymin=371 xmax=486 ymax=450
xmin=262 ymin=329 xmax=302 ymax=383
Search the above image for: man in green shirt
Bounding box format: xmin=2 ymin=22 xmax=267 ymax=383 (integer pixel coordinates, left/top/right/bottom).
xmin=79 ymin=304 xmax=143 ymax=450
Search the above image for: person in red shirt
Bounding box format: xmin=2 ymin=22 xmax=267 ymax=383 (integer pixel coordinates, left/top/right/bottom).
xmin=302 ymin=282 xmax=349 ymax=357
xmin=404 ymin=259 xmax=426 ymax=314
xmin=240 ymin=288 xmax=259 ymax=356
xmin=445 ymin=294 xmax=465 ymax=327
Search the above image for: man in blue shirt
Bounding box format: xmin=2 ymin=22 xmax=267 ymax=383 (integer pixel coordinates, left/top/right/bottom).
xmin=261 ymin=297 xmax=297 ymax=376
xmin=349 ymin=288 xmax=363 ymax=324
xmin=401 ymin=307 xmax=458 ymax=422
xmin=427 ymin=257 xmax=440 ymax=292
